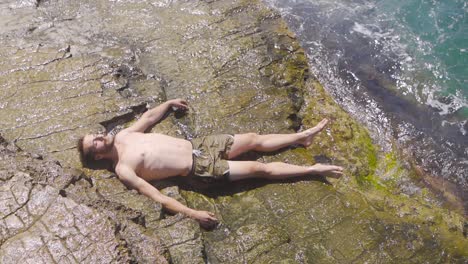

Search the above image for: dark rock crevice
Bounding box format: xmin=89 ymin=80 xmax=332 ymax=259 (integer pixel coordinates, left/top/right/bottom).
xmin=98 ymin=103 xmax=148 ymax=133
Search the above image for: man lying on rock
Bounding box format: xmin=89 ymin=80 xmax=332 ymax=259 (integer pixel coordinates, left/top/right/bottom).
xmin=78 ymin=98 xmax=343 ymax=228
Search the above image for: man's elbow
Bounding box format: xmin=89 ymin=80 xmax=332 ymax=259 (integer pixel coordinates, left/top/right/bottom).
xmin=156 ymin=195 xmax=172 ymax=207
xmin=123 ymin=180 xmax=146 ymax=195
xmin=136 ymin=185 xmax=168 ymax=204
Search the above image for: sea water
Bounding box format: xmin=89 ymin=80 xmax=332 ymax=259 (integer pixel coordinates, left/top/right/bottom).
xmin=265 ymin=0 xmax=467 ymax=206
xmin=376 ymin=0 xmax=467 ymax=118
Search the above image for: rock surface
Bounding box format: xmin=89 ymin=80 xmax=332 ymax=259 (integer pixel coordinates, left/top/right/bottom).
xmin=0 ymin=0 xmax=466 ymax=263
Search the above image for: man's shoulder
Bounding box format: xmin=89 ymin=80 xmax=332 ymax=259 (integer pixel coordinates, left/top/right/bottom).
xmin=114 ymin=162 xmax=134 ymax=177
xmin=114 ymin=129 xmax=138 ymax=141
xmin=115 ymin=128 xmax=131 ymax=137
xmin=114 ymin=163 xmax=125 ymax=178
xmin=116 ymin=128 xmax=150 ymax=136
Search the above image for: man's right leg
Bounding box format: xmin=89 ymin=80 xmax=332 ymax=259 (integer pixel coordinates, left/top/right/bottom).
xmin=227 ymin=160 xmax=343 ymax=181
xmin=228 ymin=119 xmax=329 ymax=159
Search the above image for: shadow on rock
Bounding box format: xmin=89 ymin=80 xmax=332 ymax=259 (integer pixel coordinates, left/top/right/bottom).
xmin=178 ymin=174 xmax=331 ymax=198
xmin=81 ymin=159 xmax=115 ymax=172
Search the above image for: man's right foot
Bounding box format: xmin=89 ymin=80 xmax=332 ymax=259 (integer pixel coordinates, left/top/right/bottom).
xmin=309 ymin=163 xmax=344 ymax=178
xmin=298 ymin=118 xmax=329 ymax=147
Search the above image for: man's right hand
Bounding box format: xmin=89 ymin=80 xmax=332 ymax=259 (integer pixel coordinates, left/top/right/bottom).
xmin=168 ymin=98 xmax=189 ymax=111
xmin=191 ymin=210 xmax=219 ymax=230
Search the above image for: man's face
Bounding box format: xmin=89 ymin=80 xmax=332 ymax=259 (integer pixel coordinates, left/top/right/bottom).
xmin=82 ymin=134 xmax=110 ymax=158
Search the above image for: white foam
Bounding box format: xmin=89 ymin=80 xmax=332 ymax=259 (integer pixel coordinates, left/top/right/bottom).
xmin=352 ymin=22 xmax=373 ymax=37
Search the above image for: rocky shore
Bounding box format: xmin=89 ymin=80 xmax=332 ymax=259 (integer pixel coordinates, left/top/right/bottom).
xmin=1 ymin=0 xmax=466 ymax=263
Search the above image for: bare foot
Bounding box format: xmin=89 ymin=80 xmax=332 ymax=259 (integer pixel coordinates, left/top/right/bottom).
xmin=309 ymin=163 xmax=344 ymax=179
xmin=298 ymin=118 xmax=329 ymax=147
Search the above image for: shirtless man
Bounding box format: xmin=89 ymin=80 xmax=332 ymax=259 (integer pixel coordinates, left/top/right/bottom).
xmin=78 ymin=98 xmax=343 ymax=228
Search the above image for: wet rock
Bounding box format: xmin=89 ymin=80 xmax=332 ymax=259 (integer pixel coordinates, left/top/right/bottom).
xmin=0 ymin=139 xmax=167 ymax=262
xmin=94 ymin=177 xmax=164 ymax=227
xmin=154 ymin=214 xmax=204 ymax=264
xmin=0 ymin=138 xmax=78 ymax=190
xmin=119 ymin=222 xmax=168 ymax=264
xmin=0 ymin=44 xmax=164 ymax=166
xmin=63 ymin=176 xmax=163 ymax=226
xmin=205 ymin=223 xmax=290 ymax=263
xmin=0 ymin=171 xmax=129 ymax=263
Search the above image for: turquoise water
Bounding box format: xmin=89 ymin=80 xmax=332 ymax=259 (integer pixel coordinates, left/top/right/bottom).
xmin=266 ymin=0 xmax=467 ymax=121
xmin=378 ymin=0 xmax=467 ymax=118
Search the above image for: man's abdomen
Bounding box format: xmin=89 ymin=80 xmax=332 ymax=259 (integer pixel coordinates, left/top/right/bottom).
xmin=137 ymin=137 xmax=193 ymax=180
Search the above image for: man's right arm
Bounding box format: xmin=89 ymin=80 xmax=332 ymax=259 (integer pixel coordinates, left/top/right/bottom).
xmin=115 ymin=165 xmax=218 ymax=228
xmin=123 ymin=99 xmax=188 ymax=133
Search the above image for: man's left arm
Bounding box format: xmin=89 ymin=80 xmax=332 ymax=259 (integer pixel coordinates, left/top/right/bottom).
xmin=125 ymin=98 xmax=188 ymax=133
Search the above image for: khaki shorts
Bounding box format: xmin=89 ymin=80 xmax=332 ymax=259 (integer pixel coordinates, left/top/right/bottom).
xmin=190 ymin=134 xmax=234 ymax=182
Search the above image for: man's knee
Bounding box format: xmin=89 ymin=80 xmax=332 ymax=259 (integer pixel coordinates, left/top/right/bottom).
xmin=245 ymin=132 xmax=259 ymax=147
xmin=249 ymin=162 xmax=271 ymax=177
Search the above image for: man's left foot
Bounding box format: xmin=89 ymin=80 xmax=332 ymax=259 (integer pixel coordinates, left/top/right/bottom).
xmin=309 ymin=163 xmax=344 ymax=179
xmin=299 ymin=118 xmax=329 ymax=147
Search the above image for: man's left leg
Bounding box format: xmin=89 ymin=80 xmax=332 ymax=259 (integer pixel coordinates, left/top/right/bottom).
xmin=228 ymin=118 xmax=329 ymax=159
